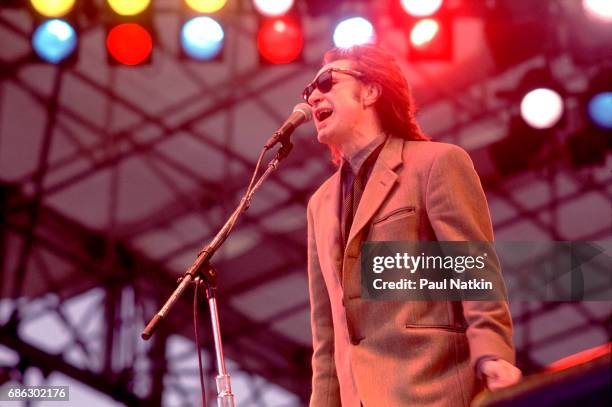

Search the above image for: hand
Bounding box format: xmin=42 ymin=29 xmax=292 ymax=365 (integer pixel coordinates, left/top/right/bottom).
xmin=481 ymin=359 xmax=522 ymax=390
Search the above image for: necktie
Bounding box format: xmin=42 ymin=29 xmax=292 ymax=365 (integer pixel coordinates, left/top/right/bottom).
xmin=342 ymin=165 xmax=364 ymax=250
xmin=340 ymin=142 xmax=384 ymax=250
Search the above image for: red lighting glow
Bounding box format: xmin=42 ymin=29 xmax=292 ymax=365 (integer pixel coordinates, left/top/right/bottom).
xmin=410 ymin=18 xmax=440 ymax=47
xmin=257 ymin=17 xmax=303 ymax=64
xmin=106 ymin=23 xmax=153 ymax=66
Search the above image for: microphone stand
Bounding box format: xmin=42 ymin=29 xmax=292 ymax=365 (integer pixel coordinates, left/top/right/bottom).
xmin=141 ymin=140 xmax=294 ymax=407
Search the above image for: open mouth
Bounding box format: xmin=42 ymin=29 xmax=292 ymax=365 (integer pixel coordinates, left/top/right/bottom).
xmin=315 ymin=108 xmax=333 ymax=122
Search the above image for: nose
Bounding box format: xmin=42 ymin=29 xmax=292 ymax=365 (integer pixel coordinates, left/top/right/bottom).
xmin=308 ymin=87 xmax=323 ymax=107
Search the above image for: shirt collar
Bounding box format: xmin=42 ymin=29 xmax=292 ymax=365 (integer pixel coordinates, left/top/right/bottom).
xmin=343 ymin=133 xmax=388 ymax=175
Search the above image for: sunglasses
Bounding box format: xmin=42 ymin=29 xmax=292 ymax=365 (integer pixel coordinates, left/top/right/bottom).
xmin=302 ymin=67 xmax=364 ymax=102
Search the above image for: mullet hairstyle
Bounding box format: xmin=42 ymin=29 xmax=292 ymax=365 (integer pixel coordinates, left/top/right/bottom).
xmin=323 ymin=45 xmax=429 ymax=164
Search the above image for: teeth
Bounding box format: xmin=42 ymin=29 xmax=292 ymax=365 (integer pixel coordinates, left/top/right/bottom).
xmin=316 ymin=108 xmax=333 ymax=121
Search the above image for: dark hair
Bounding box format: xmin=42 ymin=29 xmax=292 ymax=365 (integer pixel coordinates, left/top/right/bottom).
xmin=324 ymin=44 xmax=429 ymax=142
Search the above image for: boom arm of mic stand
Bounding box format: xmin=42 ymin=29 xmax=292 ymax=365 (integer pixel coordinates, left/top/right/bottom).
xmin=141 ymin=141 xmax=294 ymax=341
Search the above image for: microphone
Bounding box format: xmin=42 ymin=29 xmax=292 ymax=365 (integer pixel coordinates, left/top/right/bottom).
xmin=264 ymin=103 xmax=313 ymax=149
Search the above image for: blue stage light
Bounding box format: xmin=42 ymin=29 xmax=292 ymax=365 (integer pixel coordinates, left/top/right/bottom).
xmin=588 ymin=92 xmax=612 ymax=129
xmin=32 ymin=19 xmax=77 ymax=64
xmin=181 ymin=16 xmax=224 ymax=60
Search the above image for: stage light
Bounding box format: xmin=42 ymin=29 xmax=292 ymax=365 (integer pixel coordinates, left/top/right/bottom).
xmin=257 ymin=16 xmax=303 ymax=64
xmin=106 ymin=23 xmax=153 ymax=65
xmin=393 ymin=0 xmax=452 ymax=61
xmin=583 ymin=0 xmax=612 ymax=22
xmin=181 ymin=16 xmax=224 ymax=60
xmin=333 ymin=17 xmax=375 ymax=48
xmin=32 ymin=19 xmax=77 ymax=64
xmin=410 ymin=18 xmax=439 ymax=47
xmin=185 ymin=0 xmax=227 ymax=13
xmin=400 ymin=0 xmax=443 ymax=17
xmin=30 ymin=0 xmax=76 ymax=17
xmin=520 ymin=88 xmax=564 ymax=129
xmin=498 ymin=68 xmax=567 ymax=130
xmin=106 ymin=1 xmax=155 ymax=65
xmin=253 ymin=0 xmax=294 ymax=17
xmin=407 ymin=16 xmax=452 ymax=60
xmin=107 ymin=0 xmax=151 ymax=16
xmin=587 ymin=92 xmax=612 ymax=129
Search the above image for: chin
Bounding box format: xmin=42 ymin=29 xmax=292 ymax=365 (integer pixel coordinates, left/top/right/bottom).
xmin=316 ymin=126 xmax=338 ymax=146
xmin=316 ymin=130 xmax=330 ymax=144
xmin=316 ymin=131 xmax=324 ymax=142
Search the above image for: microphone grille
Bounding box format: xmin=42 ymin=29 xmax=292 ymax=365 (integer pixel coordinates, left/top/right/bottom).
xmin=293 ymin=103 xmax=313 ymax=121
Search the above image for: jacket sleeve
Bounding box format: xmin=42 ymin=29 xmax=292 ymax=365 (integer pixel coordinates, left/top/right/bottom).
xmin=307 ymin=199 xmax=341 ymax=407
xmin=424 ymin=144 xmax=516 ymax=368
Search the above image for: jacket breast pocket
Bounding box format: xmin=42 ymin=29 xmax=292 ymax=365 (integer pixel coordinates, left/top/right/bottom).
xmin=404 ymin=323 xmax=467 ymax=333
xmin=372 ymin=206 xmax=416 ymax=226
xmin=369 ymin=206 xmax=418 ymax=241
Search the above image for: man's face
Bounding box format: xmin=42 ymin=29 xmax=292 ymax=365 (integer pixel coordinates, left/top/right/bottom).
xmin=305 ymin=59 xmax=365 ymax=147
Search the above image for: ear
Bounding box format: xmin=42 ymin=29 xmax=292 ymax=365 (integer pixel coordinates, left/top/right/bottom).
xmin=362 ymin=82 xmax=382 ymax=108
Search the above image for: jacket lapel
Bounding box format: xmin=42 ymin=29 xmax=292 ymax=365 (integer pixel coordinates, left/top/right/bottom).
xmin=346 ymin=137 xmax=404 ymax=251
xmin=316 ymin=168 xmax=344 ymax=280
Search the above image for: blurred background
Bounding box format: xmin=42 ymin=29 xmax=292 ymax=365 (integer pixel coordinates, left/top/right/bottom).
xmin=0 ymin=0 xmax=610 ymax=405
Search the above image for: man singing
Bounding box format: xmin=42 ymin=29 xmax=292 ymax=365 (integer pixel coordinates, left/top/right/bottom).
xmin=304 ymin=45 xmax=521 ymax=406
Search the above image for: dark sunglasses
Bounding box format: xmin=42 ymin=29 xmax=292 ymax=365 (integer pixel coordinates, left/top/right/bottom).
xmin=302 ymin=67 xmax=364 ymax=102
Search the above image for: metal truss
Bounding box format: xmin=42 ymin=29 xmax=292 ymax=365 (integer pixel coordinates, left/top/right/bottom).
xmin=0 ymin=1 xmax=611 ymax=406
xmin=1 ymin=184 xmax=311 ymax=404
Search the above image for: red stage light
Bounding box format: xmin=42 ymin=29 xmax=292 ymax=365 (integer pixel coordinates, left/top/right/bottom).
xmin=257 ymin=17 xmax=303 ymax=64
xmin=106 ymin=23 xmax=153 ymax=66
xmin=407 ymin=15 xmax=452 ymax=60
xmin=410 ymin=18 xmax=439 ymax=47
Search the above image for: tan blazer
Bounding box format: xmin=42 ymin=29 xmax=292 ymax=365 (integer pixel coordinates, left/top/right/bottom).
xmin=307 ymin=137 xmax=515 ymax=407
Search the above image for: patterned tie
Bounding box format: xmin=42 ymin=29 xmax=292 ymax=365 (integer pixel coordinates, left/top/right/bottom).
xmin=342 ymin=164 xmax=365 ymax=250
